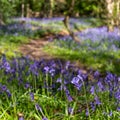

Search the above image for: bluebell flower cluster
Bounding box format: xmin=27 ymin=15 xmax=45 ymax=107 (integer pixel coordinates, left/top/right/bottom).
xmin=54 ymin=26 xmax=120 ymax=52
xmin=0 ymin=55 xmax=120 ymax=117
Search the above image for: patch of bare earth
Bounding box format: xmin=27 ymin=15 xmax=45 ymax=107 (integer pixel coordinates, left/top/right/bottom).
xmin=19 ymin=36 xmax=55 ymax=60
xmin=19 ymin=31 xmax=69 ymax=60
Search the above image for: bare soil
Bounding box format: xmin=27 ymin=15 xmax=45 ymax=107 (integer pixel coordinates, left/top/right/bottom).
xmin=19 ymin=35 xmax=54 ymax=60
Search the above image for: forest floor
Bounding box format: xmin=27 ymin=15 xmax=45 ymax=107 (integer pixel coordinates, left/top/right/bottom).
xmin=19 ymin=36 xmax=52 ymax=60
xmin=19 ymin=32 xmax=87 ymax=73
xmin=19 ymin=30 xmax=69 ymax=59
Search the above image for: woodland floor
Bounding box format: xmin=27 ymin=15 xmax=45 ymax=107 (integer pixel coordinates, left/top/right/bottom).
xmin=19 ymin=32 xmax=88 ymax=73
xmin=19 ymin=30 xmax=69 ymax=60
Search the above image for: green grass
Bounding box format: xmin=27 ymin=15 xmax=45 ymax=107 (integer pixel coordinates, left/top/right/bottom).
xmin=0 ymin=35 xmax=29 ymax=57
xmin=44 ymin=41 xmax=120 ymax=75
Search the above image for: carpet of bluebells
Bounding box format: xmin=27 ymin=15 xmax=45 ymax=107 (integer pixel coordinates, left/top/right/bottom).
xmin=0 ymin=17 xmax=120 ymax=119
xmin=55 ymin=26 xmax=120 ymax=51
xmin=0 ymin=55 xmax=120 ymax=119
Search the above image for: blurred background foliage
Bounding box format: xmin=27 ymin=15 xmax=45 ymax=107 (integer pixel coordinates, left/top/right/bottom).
xmin=0 ymin=0 xmax=113 ymax=22
xmin=0 ymin=0 xmax=119 ymax=29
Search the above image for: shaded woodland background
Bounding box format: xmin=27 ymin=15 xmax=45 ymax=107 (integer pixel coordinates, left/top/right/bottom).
xmin=0 ymin=0 xmax=120 ymax=31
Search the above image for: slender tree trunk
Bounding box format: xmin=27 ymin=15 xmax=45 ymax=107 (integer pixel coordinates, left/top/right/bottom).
xmin=21 ymin=3 xmax=25 ymax=18
xmin=116 ymin=0 xmax=120 ymax=35
xmin=49 ymin=0 xmax=54 ymax=18
xmin=43 ymin=0 xmax=49 ymax=17
xmin=106 ymin=0 xmax=114 ymax=31
xmin=0 ymin=13 xmax=4 ymax=25
xmin=63 ymin=0 xmax=81 ymax=43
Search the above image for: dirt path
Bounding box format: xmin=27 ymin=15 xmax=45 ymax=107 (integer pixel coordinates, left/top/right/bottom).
xmin=19 ymin=38 xmax=87 ymax=74
xmin=19 ymin=36 xmax=54 ymax=60
xmin=19 ymin=31 xmax=69 ymax=60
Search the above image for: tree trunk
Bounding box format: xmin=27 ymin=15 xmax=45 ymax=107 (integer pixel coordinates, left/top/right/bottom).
xmin=21 ymin=3 xmax=25 ymax=18
xmin=49 ymin=0 xmax=54 ymax=18
xmin=63 ymin=0 xmax=81 ymax=43
xmin=106 ymin=0 xmax=114 ymax=31
xmin=105 ymin=0 xmax=120 ymax=32
xmin=0 ymin=13 xmax=4 ymax=25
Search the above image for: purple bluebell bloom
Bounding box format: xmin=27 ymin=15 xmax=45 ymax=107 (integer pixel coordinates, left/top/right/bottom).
xmin=86 ymin=108 xmax=89 ymax=116
xmin=65 ymin=89 xmax=73 ymax=102
xmin=18 ymin=116 xmax=24 ymax=120
xmin=56 ymin=78 xmax=62 ymax=83
xmin=71 ymin=75 xmax=83 ymax=90
xmin=29 ymin=62 xmax=38 ymax=75
xmin=117 ymin=107 xmax=120 ymax=111
xmin=24 ymin=83 xmax=31 ymax=89
xmin=115 ymin=89 xmax=120 ymax=101
xmin=68 ymin=107 xmax=73 ymax=115
xmin=42 ymin=117 xmax=48 ymax=120
xmin=49 ymin=68 xmax=55 ymax=76
xmin=90 ymin=102 xmax=96 ymax=111
xmin=90 ymin=86 xmax=95 ymax=95
xmin=94 ymin=71 xmax=100 ymax=78
xmin=94 ymin=96 xmax=101 ymax=105
xmin=6 ymin=89 xmax=11 ymax=97
xmin=35 ymin=103 xmax=42 ymax=112
xmin=18 ymin=113 xmax=24 ymax=120
xmin=30 ymin=92 xmax=34 ymax=101
xmin=109 ymin=111 xmax=113 ymax=117
xmin=44 ymin=66 xmax=49 ymax=73
xmin=97 ymin=80 xmax=104 ymax=91
xmin=1 ymin=85 xmax=7 ymax=91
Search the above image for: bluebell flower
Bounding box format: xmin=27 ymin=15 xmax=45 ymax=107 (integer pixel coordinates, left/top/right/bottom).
xmin=117 ymin=107 xmax=120 ymax=111
xmin=1 ymin=85 xmax=7 ymax=91
xmin=35 ymin=103 xmax=42 ymax=112
xmin=86 ymin=108 xmax=89 ymax=116
xmin=42 ymin=117 xmax=48 ymax=120
xmin=68 ymin=107 xmax=73 ymax=115
xmin=65 ymin=89 xmax=73 ymax=102
xmin=71 ymin=76 xmax=83 ymax=90
xmin=105 ymin=72 xmax=115 ymax=83
xmin=24 ymin=83 xmax=31 ymax=89
xmin=109 ymin=111 xmax=113 ymax=117
xmin=18 ymin=113 xmax=24 ymax=120
xmin=29 ymin=62 xmax=38 ymax=75
xmin=49 ymin=68 xmax=55 ymax=76
xmin=6 ymin=89 xmax=11 ymax=97
xmin=90 ymin=86 xmax=95 ymax=95
xmin=97 ymin=80 xmax=104 ymax=91
xmin=65 ymin=61 xmax=70 ymax=70
xmin=30 ymin=92 xmax=34 ymax=101
xmin=90 ymin=102 xmax=96 ymax=111
xmin=44 ymin=66 xmax=49 ymax=73
xmin=94 ymin=71 xmax=100 ymax=78
xmin=115 ymin=89 xmax=120 ymax=101
xmin=2 ymin=61 xmax=11 ymax=72
xmin=71 ymin=77 xmax=80 ymax=85
xmin=94 ymin=96 xmax=101 ymax=105
xmin=56 ymin=78 xmax=62 ymax=83
xmin=18 ymin=116 xmax=24 ymax=120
